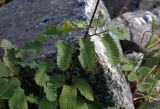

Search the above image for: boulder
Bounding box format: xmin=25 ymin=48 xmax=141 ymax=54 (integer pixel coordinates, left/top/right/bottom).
xmin=0 ymin=0 xmax=135 ymax=108
xmin=103 ymin=0 xmax=160 ymax=18
xmin=112 ymin=9 xmax=160 ymax=48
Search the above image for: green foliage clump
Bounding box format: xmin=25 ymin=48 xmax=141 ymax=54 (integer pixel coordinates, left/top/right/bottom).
xmin=0 ymin=10 xmax=123 ymax=109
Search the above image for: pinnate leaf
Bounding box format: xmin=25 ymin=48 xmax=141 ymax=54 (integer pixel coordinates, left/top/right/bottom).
xmin=56 ymin=40 xmax=74 ymax=70
xmin=101 ymin=34 xmax=120 ymax=67
xmin=78 ymin=37 xmax=96 ymax=71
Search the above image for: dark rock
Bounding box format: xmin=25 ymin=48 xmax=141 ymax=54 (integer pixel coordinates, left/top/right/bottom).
xmin=103 ymin=0 xmax=160 ymax=18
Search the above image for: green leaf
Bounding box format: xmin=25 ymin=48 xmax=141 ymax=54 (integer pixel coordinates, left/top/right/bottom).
xmin=27 ymin=94 xmax=39 ymax=104
xmin=43 ymin=25 xmax=61 ymax=36
xmin=137 ymin=83 xmax=151 ymax=93
xmin=50 ymin=74 xmax=66 ymax=88
xmin=59 ymin=85 xmax=77 ymax=109
xmin=122 ymin=64 xmax=134 ymax=72
xmin=34 ymin=61 xmax=50 ymax=87
xmin=92 ymin=10 xmax=105 ymax=27
xmin=20 ymin=60 xmax=38 ymax=69
xmin=1 ymin=39 xmax=15 ymax=49
xmin=44 ymin=83 xmax=57 ymax=102
xmin=156 ymin=68 xmax=160 ymax=80
xmin=74 ymin=78 xmax=94 ymax=101
xmin=3 ymin=49 xmax=19 ymax=76
xmin=109 ymin=25 xmax=128 ymax=40
xmin=137 ymin=67 xmax=151 ymax=79
xmin=9 ymin=87 xmax=28 ymax=109
xmin=76 ymin=96 xmax=88 ymax=109
xmin=128 ymin=71 xmax=139 ymax=81
xmin=139 ymin=100 xmax=160 ymax=109
xmin=101 ymin=34 xmax=120 ymax=67
xmin=56 ymin=40 xmax=74 ymax=70
xmin=0 ymin=78 xmax=20 ymax=99
xmin=62 ymin=20 xmax=75 ymax=35
xmin=21 ymin=40 xmax=42 ymax=53
xmin=152 ymin=17 xmax=155 ymax=33
xmin=0 ymin=61 xmax=10 ymax=77
xmin=39 ymin=98 xmax=57 ymax=109
xmin=78 ymin=37 xmax=96 ymax=71
xmin=72 ymin=20 xmax=86 ymax=28
xmin=38 ymin=58 xmax=56 ymax=72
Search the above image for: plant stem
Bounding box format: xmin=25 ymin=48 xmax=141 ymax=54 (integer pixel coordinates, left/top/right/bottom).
xmin=84 ymin=0 xmax=100 ymax=39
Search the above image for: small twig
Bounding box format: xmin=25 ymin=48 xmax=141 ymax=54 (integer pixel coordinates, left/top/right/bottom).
xmin=89 ymin=30 xmax=109 ymax=37
xmin=84 ymin=0 xmax=100 ymax=39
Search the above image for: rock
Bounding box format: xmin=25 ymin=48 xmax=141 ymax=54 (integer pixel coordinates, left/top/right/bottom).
xmin=103 ymin=0 xmax=160 ymax=18
xmin=112 ymin=9 xmax=160 ymax=48
xmin=139 ymin=0 xmax=160 ymax=10
xmin=0 ymin=0 xmax=135 ymax=108
xmin=103 ymin=0 xmax=139 ymax=18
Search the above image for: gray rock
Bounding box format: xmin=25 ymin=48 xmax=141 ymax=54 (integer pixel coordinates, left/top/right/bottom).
xmin=112 ymin=9 xmax=160 ymax=48
xmin=0 ymin=0 xmax=110 ymax=58
xmin=103 ymin=0 xmax=160 ymax=18
xmin=139 ymin=0 xmax=160 ymax=10
xmin=0 ymin=0 xmax=135 ymax=108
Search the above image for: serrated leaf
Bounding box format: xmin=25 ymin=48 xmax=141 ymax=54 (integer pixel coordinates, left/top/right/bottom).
xmin=59 ymin=85 xmax=77 ymax=109
xmin=92 ymin=10 xmax=105 ymax=27
xmin=0 ymin=78 xmax=20 ymax=99
xmin=39 ymin=98 xmax=57 ymax=109
xmin=3 ymin=49 xmax=19 ymax=75
xmin=78 ymin=37 xmax=96 ymax=71
xmin=44 ymin=83 xmax=57 ymax=102
xmin=1 ymin=39 xmax=15 ymax=49
xmin=76 ymin=96 xmax=88 ymax=109
xmin=101 ymin=34 xmax=120 ymax=67
xmin=43 ymin=25 xmax=61 ymax=36
xmin=62 ymin=20 xmax=75 ymax=35
xmin=72 ymin=20 xmax=86 ymax=28
xmin=50 ymin=74 xmax=66 ymax=88
xmin=9 ymin=87 xmax=28 ymax=109
xmin=109 ymin=25 xmax=128 ymax=40
xmin=21 ymin=40 xmax=42 ymax=53
xmin=56 ymin=40 xmax=74 ymax=70
xmin=74 ymin=78 xmax=94 ymax=101
xmin=34 ymin=61 xmax=50 ymax=87
xmin=0 ymin=62 xmax=10 ymax=77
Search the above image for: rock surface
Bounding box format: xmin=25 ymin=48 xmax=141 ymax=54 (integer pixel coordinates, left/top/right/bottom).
xmin=0 ymin=0 xmax=88 ymax=56
xmin=112 ymin=8 xmax=160 ymax=48
xmin=103 ymin=0 xmax=160 ymax=18
xmin=0 ymin=0 xmax=136 ymax=108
